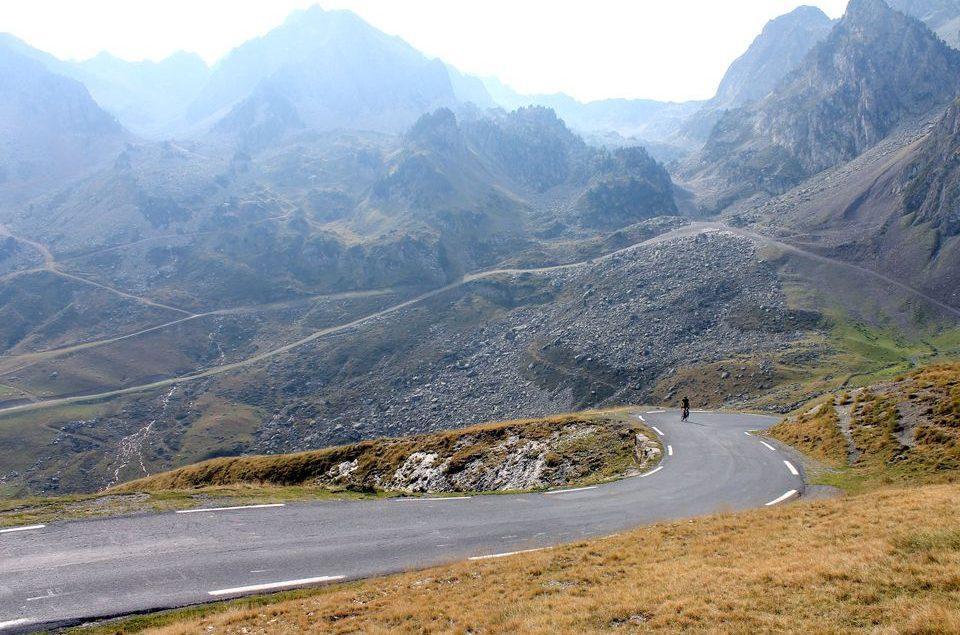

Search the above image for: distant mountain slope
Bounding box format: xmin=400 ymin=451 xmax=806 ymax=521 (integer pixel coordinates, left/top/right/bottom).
xmin=8 ymin=105 xmax=677 ymax=311
xmin=889 ymin=0 xmax=960 ymax=47
xmin=728 ymin=95 xmax=960 ymax=307
xmin=189 ymin=6 xmax=455 ymax=135
xmin=713 ymin=6 xmax=835 ymax=109
xmin=444 ymin=65 xmax=496 ymax=108
xmin=482 ymin=6 xmax=832 ymax=155
xmin=687 ymin=0 xmax=960 ymax=211
xmin=0 ymin=34 xmax=208 ymax=139
xmin=481 ymin=77 xmax=703 ymax=154
xmin=71 ymin=52 xmax=210 ymax=138
xmin=902 ymin=98 xmax=960 ymax=237
xmin=0 ymin=39 xmax=123 ymax=197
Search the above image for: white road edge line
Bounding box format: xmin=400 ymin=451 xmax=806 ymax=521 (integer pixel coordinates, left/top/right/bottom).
xmin=640 ymin=465 xmax=664 ymax=478
xmin=636 ymin=414 xmax=645 ymax=422
xmin=744 ymin=431 xmax=752 ymax=436
xmin=393 ymin=496 xmax=472 ymax=502
xmin=0 ymin=524 xmax=45 ymax=534
xmin=177 ymin=504 xmax=285 ymax=514
xmin=646 ymin=410 xmax=666 ymax=414
xmin=651 ymin=426 xmax=664 ymax=436
xmin=784 ymin=460 xmax=800 ymax=476
xmin=544 ymin=486 xmax=597 ymax=495
xmin=469 ymin=547 xmax=546 ymax=561
xmin=761 ymin=441 xmax=777 ymax=451
xmin=765 ymin=490 xmax=799 ymax=506
xmin=667 ymin=445 xmax=673 ymax=456
xmin=0 ymin=619 xmax=32 ymax=630
xmin=209 ymin=575 xmax=345 ymax=596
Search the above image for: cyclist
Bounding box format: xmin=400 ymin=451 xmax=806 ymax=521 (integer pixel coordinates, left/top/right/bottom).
xmin=681 ymin=396 xmax=690 ymax=422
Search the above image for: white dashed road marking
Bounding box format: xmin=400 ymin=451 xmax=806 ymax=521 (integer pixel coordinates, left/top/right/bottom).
xmin=667 ymin=445 xmax=673 ymax=456
xmin=636 ymin=414 xmax=645 ymax=422
xmin=0 ymin=524 xmax=45 ymax=534
xmin=177 ymin=504 xmax=285 ymax=514
xmin=209 ymin=576 xmax=344 ymax=596
xmin=783 ymin=460 xmax=800 ymax=476
xmin=544 ymin=486 xmax=596 ymax=495
xmin=25 ymin=590 xmax=75 ymax=602
xmin=394 ymin=496 xmax=472 ymax=502
xmin=646 ymin=410 xmax=666 ymax=414
xmin=469 ymin=547 xmax=546 ymax=561
xmin=651 ymin=426 xmax=664 ymax=436
xmin=745 ymin=431 xmax=777 ymax=451
xmin=765 ymin=490 xmax=799 ymax=506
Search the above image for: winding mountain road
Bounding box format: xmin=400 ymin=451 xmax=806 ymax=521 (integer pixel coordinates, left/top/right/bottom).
xmin=0 ymin=410 xmax=803 ymax=633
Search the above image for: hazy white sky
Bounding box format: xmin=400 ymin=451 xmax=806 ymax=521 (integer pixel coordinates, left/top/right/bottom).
xmin=0 ymin=0 xmax=850 ymax=102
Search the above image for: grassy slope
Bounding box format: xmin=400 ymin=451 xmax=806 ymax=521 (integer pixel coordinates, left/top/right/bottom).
xmin=770 ymin=363 xmax=960 ymax=493
xmin=754 ymin=315 xmax=960 ymax=412
xmin=112 ymin=410 xmax=651 ymax=493
xmin=769 ymin=400 xmax=849 ymax=466
xmin=645 ymin=307 xmax=960 ymax=414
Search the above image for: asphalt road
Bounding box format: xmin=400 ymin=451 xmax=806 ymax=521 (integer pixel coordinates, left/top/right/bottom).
xmin=0 ymin=410 xmax=802 ymax=633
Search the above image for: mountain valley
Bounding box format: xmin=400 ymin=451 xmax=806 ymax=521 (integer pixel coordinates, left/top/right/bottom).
xmin=4 ymin=3 xmax=960 ymax=632
xmin=0 ymin=0 xmax=959 ymax=505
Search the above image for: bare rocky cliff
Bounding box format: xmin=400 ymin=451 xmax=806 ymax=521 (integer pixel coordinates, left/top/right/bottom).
xmin=687 ymin=0 xmax=960 ymax=211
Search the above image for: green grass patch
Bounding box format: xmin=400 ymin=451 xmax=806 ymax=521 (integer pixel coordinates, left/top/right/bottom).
xmin=892 ymin=529 xmax=960 ymax=554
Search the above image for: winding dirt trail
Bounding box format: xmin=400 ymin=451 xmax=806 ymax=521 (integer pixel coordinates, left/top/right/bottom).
xmin=0 ymin=224 xmax=195 ymax=316
xmin=728 ymin=226 xmax=960 ymax=320
xmin=0 ymin=288 xmax=396 ymax=377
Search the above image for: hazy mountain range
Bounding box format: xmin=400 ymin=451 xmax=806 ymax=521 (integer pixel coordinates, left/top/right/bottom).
xmin=3 ymin=1 xmax=958 ymax=147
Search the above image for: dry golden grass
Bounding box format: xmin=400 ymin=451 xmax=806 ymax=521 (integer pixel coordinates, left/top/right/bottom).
xmin=768 ymin=399 xmax=848 ymax=467
xmin=770 ymin=363 xmax=960 ymax=492
xmin=88 ymin=483 xmax=960 ymax=634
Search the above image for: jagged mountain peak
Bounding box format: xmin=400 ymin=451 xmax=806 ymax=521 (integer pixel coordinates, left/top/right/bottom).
xmin=690 ymin=0 xmax=960 ymax=210
xmin=761 ymin=5 xmax=833 ymax=36
xmin=711 ymin=5 xmax=834 ymax=108
xmin=281 ymin=4 xmax=367 ymax=30
xmin=845 ymin=0 xmax=896 ymax=17
xmin=888 ymin=0 xmax=960 ymax=48
xmin=838 ymin=0 xmax=925 ymax=34
xmin=406 ymin=108 xmax=464 ymax=152
xmin=189 ymin=5 xmax=455 ymax=137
